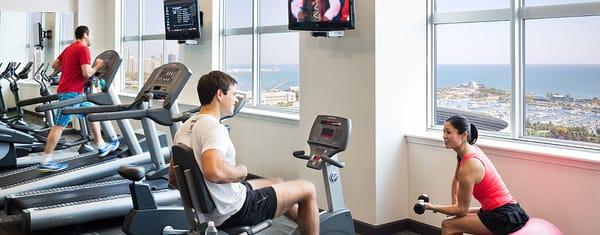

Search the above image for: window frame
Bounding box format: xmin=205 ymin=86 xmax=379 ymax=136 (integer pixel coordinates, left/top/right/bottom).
xmin=220 ymin=0 xmax=299 ymax=113
xmin=427 ymin=1 xmax=600 ymax=150
xmin=121 ymin=0 xmax=173 ymax=95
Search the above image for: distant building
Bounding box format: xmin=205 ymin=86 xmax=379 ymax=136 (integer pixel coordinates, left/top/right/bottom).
xmin=261 ymin=90 xmax=297 ymax=106
xmin=167 ymin=53 xmax=178 ymax=63
xmin=460 ymin=81 xmax=485 ymax=89
xmin=144 ymin=56 xmax=162 ymax=74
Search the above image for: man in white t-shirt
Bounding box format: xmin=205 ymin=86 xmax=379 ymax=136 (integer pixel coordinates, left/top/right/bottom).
xmin=170 ymin=71 xmax=319 ymax=235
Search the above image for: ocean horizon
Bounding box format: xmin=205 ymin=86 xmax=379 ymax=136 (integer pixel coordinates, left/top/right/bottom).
xmin=227 ymin=64 xmax=600 ymax=99
xmin=436 ymin=64 xmax=600 ymax=99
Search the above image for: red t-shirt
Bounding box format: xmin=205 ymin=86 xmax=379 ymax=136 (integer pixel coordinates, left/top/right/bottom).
xmin=56 ymin=41 xmax=91 ymax=93
xmin=460 ymin=147 xmax=516 ymax=210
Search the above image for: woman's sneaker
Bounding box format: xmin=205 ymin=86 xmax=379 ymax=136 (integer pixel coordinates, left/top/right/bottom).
xmin=39 ymin=161 xmax=69 ymax=172
xmin=97 ymin=140 xmax=120 ymax=157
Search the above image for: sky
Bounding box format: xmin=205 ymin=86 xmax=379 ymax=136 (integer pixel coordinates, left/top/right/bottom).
xmin=436 ymin=0 xmax=600 ymax=64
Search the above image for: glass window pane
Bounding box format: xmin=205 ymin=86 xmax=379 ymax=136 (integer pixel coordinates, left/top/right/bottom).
xmin=526 ymin=0 xmax=600 ymax=6
xmin=436 ymin=0 xmax=508 ymax=13
xmin=143 ymin=0 xmax=165 ymax=35
xmin=165 ymin=40 xmax=180 ymax=63
xmin=224 ymin=35 xmax=253 ymax=103
xmin=143 ymin=40 xmax=164 ymax=82
xmin=524 ymin=16 xmax=600 ymax=144
xmin=435 ymin=22 xmax=511 ymax=132
xmin=259 ymin=33 xmax=299 ymax=110
xmin=259 ymin=0 xmax=287 ymax=26
xmin=224 ymin=0 xmax=252 ymax=28
xmin=122 ymin=40 xmax=140 ymax=93
xmin=123 ymin=0 xmax=139 ymax=37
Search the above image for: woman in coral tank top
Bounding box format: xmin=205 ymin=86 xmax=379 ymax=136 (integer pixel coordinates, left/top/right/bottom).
xmin=424 ymin=115 xmax=529 ymax=235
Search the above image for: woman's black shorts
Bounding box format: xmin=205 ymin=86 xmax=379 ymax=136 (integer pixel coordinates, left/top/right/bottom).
xmin=478 ymin=203 xmax=529 ymax=235
xmin=220 ymin=181 xmax=278 ymax=227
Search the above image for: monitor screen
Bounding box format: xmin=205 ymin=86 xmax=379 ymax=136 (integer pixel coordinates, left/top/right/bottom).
xmin=164 ymin=0 xmax=201 ymax=40
xmin=288 ymin=0 xmax=355 ymax=31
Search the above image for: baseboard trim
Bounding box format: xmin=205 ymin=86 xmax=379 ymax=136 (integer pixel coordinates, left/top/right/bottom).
xmin=354 ymin=218 xmax=440 ymax=235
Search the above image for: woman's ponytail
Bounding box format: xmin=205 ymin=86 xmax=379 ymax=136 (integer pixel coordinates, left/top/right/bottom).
xmin=469 ymin=123 xmax=478 ymax=145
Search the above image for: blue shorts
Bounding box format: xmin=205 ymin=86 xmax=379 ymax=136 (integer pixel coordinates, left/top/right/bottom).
xmin=54 ymin=92 xmax=94 ymax=127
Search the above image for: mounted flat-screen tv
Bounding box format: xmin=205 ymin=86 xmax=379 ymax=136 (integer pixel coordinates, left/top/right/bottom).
xmin=164 ymin=0 xmax=201 ymax=40
xmin=288 ymin=0 xmax=355 ymax=31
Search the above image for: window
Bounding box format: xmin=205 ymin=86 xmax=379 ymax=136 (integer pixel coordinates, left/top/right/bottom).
xmin=122 ymin=0 xmax=180 ymax=94
xmin=429 ymin=0 xmax=600 ymax=147
xmin=222 ymin=0 xmax=300 ymax=112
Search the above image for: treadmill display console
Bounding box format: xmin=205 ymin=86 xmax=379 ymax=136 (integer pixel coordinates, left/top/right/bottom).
xmin=320 ymin=128 xmax=335 ymax=139
xmin=156 ymin=68 xmax=178 ymax=84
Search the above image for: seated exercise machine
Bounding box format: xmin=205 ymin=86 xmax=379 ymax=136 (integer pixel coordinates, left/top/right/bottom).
xmin=120 ymin=135 xmax=270 ymax=234
xmin=120 ymin=115 xmax=354 ymax=235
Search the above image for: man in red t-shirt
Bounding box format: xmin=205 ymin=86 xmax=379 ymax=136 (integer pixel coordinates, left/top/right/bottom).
xmin=40 ymin=26 xmax=119 ymax=172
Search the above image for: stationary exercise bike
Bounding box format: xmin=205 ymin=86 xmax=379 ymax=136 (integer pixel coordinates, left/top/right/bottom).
xmin=291 ymin=115 xmax=355 ymax=234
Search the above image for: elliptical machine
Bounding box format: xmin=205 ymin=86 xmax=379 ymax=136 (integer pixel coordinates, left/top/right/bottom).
xmin=292 ymin=115 xmax=355 ymax=234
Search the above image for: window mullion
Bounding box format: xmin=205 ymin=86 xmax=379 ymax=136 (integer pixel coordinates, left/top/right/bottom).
xmin=252 ymin=0 xmax=260 ymax=107
xmin=510 ymin=0 xmax=523 ymax=139
xmin=427 ymin=0 xmax=435 ymax=128
xmin=138 ymin=0 xmax=144 ymax=90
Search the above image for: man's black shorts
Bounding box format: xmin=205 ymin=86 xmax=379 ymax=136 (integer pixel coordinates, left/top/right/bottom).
xmin=220 ymin=181 xmax=278 ymax=227
xmin=478 ymin=203 xmax=529 ymax=235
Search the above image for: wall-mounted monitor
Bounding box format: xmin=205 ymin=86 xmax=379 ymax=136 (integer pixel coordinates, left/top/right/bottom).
xmin=288 ymin=0 xmax=355 ymax=31
xmin=164 ymin=0 xmax=201 ymax=40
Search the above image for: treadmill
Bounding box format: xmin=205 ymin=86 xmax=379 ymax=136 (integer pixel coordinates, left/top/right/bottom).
xmin=3 ymin=62 xmax=193 ymax=231
xmin=0 ymin=50 xmax=145 ymax=205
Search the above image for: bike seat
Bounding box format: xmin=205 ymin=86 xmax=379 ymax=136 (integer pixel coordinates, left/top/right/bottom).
xmin=118 ymin=165 xmax=146 ymax=182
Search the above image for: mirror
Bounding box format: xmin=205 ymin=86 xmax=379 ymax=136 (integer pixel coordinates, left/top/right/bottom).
xmin=0 ymin=11 xmax=74 ymax=75
xmin=0 ymin=11 xmax=73 ymax=109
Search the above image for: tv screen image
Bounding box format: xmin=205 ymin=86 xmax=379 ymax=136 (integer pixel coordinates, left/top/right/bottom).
xmin=164 ymin=0 xmax=201 ymax=40
xmin=288 ymin=0 xmax=355 ymax=31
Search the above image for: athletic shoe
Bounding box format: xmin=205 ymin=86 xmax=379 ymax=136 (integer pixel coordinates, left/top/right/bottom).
xmin=39 ymin=161 xmax=69 ymax=172
xmin=97 ymin=140 xmax=120 ymax=157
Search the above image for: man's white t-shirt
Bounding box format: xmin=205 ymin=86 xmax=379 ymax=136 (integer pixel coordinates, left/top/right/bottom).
xmin=173 ymin=114 xmax=247 ymax=226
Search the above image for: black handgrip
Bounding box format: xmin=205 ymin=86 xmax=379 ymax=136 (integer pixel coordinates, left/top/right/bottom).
xmin=88 ymin=110 xmax=148 ymax=122
xmin=62 ymin=105 xmax=126 ymax=115
xmin=293 ymin=150 xmax=310 ymax=160
xmin=172 ymin=113 xmax=192 ymax=123
xmin=321 ymin=155 xmax=346 ymax=168
xmin=18 ymin=94 xmax=59 ymax=107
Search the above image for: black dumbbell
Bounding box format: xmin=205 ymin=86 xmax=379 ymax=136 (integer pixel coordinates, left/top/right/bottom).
xmin=413 ymin=194 xmax=430 ymax=215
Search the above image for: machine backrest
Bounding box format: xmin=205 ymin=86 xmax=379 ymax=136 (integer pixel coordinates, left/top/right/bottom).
xmin=172 ymin=144 xmax=216 ymax=214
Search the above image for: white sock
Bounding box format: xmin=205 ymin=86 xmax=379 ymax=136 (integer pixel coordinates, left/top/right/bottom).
xmin=96 ymin=142 xmax=108 ymax=149
xmin=41 ymin=153 xmax=52 ymax=165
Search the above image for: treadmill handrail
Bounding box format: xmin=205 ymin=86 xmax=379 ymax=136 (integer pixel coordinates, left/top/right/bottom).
xmin=36 ymin=95 xmax=88 ymax=112
xmin=62 ymin=104 xmax=129 ymax=115
xmin=18 ymin=94 xmax=59 ymax=107
xmin=87 ymin=108 xmax=173 ymax=126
